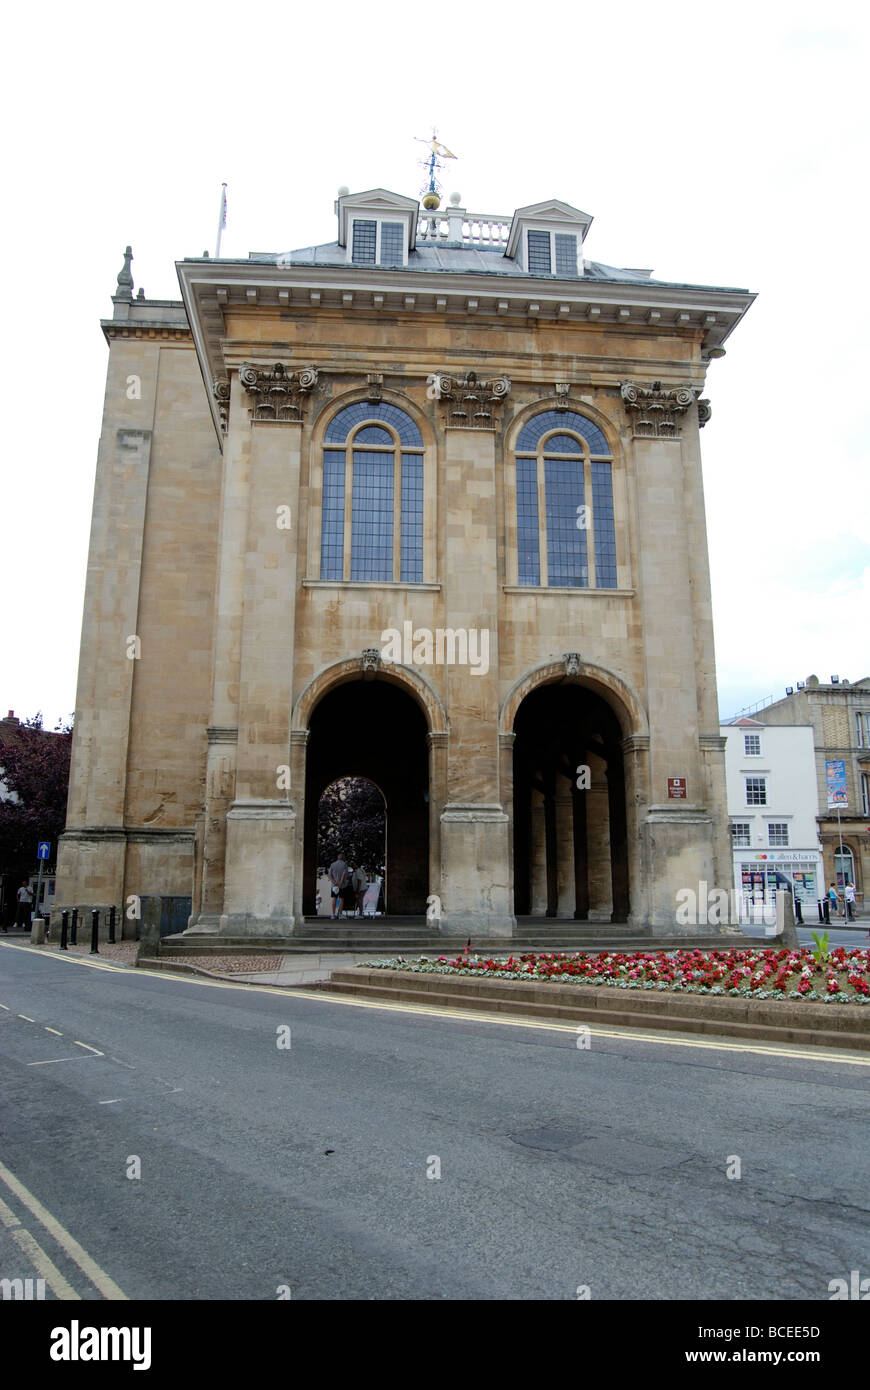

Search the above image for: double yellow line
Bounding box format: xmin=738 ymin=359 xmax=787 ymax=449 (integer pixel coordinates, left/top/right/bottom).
xmin=0 ymin=1158 xmax=128 ymax=1301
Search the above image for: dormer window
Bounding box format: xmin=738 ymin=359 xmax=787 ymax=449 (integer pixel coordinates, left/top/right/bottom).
xmin=351 ymin=219 xmax=405 ymax=267
xmin=527 ymin=230 xmax=578 ymax=276
xmin=506 ymin=200 xmax=592 ymax=277
xmin=337 ymin=189 xmax=418 ymax=268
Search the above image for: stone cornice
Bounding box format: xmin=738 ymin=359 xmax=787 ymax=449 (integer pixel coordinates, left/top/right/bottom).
xmin=177 ymin=257 xmax=753 ymax=444
xmin=101 ymin=320 xmax=191 ymax=344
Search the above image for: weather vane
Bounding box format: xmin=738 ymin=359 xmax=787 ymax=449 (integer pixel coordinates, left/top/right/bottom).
xmin=415 ymin=130 xmax=457 ymax=210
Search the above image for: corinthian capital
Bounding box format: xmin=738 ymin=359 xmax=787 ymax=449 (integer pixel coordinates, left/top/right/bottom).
xmin=429 ymin=369 xmax=511 ymax=430
xmin=620 ymin=380 xmax=703 ymax=438
xmin=239 ymin=363 xmax=319 ymax=422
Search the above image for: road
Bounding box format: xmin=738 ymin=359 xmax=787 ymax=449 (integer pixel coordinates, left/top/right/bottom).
xmin=1 ymin=940 xmax=868 ymax=1301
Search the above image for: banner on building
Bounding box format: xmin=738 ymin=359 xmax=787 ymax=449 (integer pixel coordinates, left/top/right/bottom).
xmin=825 ymin=759 xmax=848 ymax=809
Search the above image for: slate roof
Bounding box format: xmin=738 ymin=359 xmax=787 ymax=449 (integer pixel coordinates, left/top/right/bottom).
xmin=248 ymin=241 xmax=742 ymax=292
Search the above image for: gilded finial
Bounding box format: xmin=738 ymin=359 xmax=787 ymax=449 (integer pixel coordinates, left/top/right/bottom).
xmin=415 ymin=131 xmax=457 ymax=211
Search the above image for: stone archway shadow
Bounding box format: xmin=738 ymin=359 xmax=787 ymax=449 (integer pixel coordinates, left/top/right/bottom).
xmin=499 ymin=656 xmax=648 ymax=741
xmin=293 ymin=654 xmax=448 ymax=736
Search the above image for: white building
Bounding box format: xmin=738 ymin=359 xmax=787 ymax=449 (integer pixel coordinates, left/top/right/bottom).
xmin=720 ymin=718 xmax=823 ymax=911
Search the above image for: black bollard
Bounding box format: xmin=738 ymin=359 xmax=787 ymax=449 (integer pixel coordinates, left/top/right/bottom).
xmin=795 ymin=897 xmax=803 ymax=925
xmin=60 ymin=910 xmax=69 ymax=951
xmin=70 ymin=908 xmax=78 ymax=945
xmin=823 ymin=898 xmax=830 ymax=925
xmin=90 ymin=909 xmax=99 ymax=954
xmin=818 ymin=898 xmax=824 ymax=924
xmin=108 ymin=905 xmax=116 ymax=944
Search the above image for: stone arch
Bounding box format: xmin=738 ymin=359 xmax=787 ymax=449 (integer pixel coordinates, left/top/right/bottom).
xmin=505 ymin=396 xmax=622 ymax=458
xmin=500 ymin=658 xmax=648 ymax=742
xmin=293 ymin=654 xmax=448 ymax=736
xmin=308 ymin=384 xmax=435 ymax=453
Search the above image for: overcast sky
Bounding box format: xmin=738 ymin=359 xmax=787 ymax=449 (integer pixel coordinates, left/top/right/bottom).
xmin=2 ymin=0 xmax=867 ymax=730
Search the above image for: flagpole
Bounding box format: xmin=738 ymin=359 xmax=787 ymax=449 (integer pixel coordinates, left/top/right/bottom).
xmin=215 ymin=183 xmax=227 ymax=259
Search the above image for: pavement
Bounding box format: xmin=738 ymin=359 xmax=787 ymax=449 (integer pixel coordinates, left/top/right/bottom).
xmin=4 ymin=920 xmax=868 ymax=993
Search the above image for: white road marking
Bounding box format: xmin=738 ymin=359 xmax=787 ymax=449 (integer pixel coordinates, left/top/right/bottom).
xmin=44 ymin=1026 xmax=62 ymax=1036
xmin=98 ymin=1099 xmax=122 ymax=1105
xmin=27 ymin=1056 xmax=100 ymax=1066
xmin=73 ymin=1041 xmax=104 ymax=1055
xmin=17 ymin=1014 xmax=35 ymax=1022
xmin=0 ymin=1158 xmax=128 ymax=1301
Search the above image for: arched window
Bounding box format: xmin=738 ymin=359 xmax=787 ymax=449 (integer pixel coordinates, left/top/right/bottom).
xmin=321 ymin=403 xmax=424 ymax=582
xmin=515 ymin=410 xmax=617 ymax=588
xmin=834 ymin=844 xmax=854 ymax=890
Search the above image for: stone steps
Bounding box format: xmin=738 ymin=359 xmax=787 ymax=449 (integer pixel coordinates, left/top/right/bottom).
xmin=158 ymin=931 xmax=772 ymax=956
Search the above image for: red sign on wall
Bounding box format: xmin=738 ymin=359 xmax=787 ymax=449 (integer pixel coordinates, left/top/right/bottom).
xmin=667 ymin=777 xmax=687 ymax=800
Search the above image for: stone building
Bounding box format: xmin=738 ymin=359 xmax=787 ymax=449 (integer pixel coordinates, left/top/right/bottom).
xmin=56 ymin=185 xmax=755 ymax=938
xmin=756 ymin=675 xmax=870 ymax=909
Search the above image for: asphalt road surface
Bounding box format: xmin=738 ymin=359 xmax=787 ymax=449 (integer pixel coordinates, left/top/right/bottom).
xmin=1 ymin=940 xmax=868 ymax=1301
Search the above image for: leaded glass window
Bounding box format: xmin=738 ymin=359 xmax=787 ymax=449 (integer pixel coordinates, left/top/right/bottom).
xmin=525 ymin=230 xmax=579 ymax=276
xmin=380 ymin=221 xmax=404 ymax=266
xmin=555 ymin=233 xmax=578 ymax=276
xmin=515 ymin=410 xmax=617 ymax=589
xmin=320 ymin=451 xmax=346 ymax=581
xmin=351 ymin=220 xmax=377 ymax=264
xmin=320 ymin=402 xmax=424 ymax=583
xmin=527 ymin=230 xmax=551 ymax=275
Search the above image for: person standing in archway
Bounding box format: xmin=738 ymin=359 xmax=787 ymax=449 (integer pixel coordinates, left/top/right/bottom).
xmin=351 ymin=863 xmax=368 ymax=918
xmin=328 ymin=854 xmax=349 ymax=920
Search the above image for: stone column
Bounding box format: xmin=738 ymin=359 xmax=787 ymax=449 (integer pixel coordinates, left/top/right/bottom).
xmin=571 ymin=781 xmax=590 ymax=920
xmin=632 ymin=432 xmax=711 ymax=927
xmin=544 ymin=775 xmax=558 ymax=917
xmin=499 ymin=732 xmax=516 ymax=914
xmin=555 ymin=790 xmax=574 ymax=916
xmin=58 ymin=414 xmax=156 ymax=916
xmin=439 ymin=423 xmax=513 ymax=936
xmin=290 ymin=729 xmax=309 ymax=924
xmin=428 ymin=731 xmax=448 ymax=922
xmin=622 ymin=734 xmax=650 ymax=930
xmin=192 ymin=374 xmax=248 ymax=930
xmin=607 ymin=756 xmax=630 ymax=922
xmin=221 ymin=415 xmax=304 ymax=934
xmin=530 ymin=791 xmax=547 ymax=915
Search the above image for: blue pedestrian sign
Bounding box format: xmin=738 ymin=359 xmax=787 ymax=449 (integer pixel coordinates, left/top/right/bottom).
xmin=37 ymin=841 xmax=51 ymax=860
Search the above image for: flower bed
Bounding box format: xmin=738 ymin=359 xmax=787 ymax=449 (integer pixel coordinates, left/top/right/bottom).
xmin=366 ymin=946 xmax=870 ymax=1004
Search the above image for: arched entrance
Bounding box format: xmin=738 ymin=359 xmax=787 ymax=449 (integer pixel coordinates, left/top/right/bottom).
xmin=303 ymin=681 xmax=429 ymax=915
xmin=512 ymin=683 xmax=630 ymax=921
xmin=316 ymin=777 xmax=386 ymax=916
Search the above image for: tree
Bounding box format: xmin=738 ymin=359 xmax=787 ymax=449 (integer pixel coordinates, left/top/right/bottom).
xmin=317 ymin=777 xmax=385 ymax=873
xmin=0 ymin=714 xmax=73 ymax=911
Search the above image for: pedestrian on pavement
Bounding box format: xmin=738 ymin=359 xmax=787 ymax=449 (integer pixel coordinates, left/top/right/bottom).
xmin=828 ymin=882 xmax=842 ymax=919
xmin=328 ymin=855 xmax=349 ymax=919
xmin=15 ymin=882 xmax=33 ymax=931
xmin=844 ymin=880 xmax=856 ymax=921
xmin=351 ymin=863 xmax=368 ymax=917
